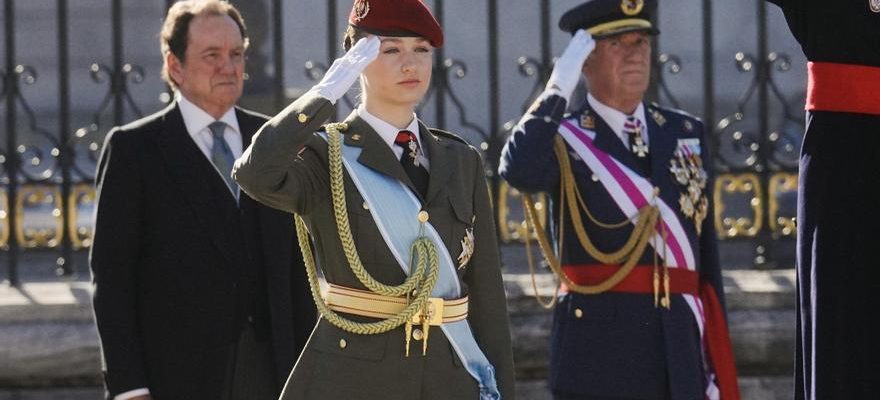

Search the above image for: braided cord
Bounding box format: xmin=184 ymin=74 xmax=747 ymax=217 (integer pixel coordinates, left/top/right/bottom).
xmin=291 ymin=122 xmax=440 ymax=334
xmin=520 ymin=135 xmax=661 ymax=296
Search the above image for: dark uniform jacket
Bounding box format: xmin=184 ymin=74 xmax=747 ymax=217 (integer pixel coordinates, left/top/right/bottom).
xmin=232 ymin=92 xmax=516 ymax=400
xmin=499 ymin=93 xmax=725 ymax=400
xmin=765 ymin=2 xmax=880 ymax=399
xmin=90 ymin=103 xmax=316 ymax=399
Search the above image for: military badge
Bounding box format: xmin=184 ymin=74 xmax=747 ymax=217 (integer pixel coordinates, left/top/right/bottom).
xmin=682 ymin=120 xmax=694 ymax=133
xmin=353 ymin=0 xmax=370 ymax=21
xmin=580 ymin=113 xmax=595 ymax=129
xmin=871 ymin=0 xmax=880 ymax=13
xmin=457 ymin=226 xmax=475 ymax=270
xmin=650 ymin=109 xmax=666 ymax=126
xmin=671 ymin=138 xmax=708 ymax=233
xmin=621 ymin=0 xmax=644 ymax=16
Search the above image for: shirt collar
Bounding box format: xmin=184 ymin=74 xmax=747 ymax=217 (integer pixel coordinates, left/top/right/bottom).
xmin=357 ymin=104 xmax=420 ymax=149
xmin=587 ymin=93 xmax=647 ymax=143
xmin=176 ymin=92 xmax=240 ymax=136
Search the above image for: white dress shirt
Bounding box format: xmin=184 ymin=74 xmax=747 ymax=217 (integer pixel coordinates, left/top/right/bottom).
xmin=178 ymin=93 xmax=243 ymax=198
xmin=112 ymin=94 xmax=242 ymax=400
xmin=357 ymin=104 xmax=431 ymax=169
xmin=587 ymin=93 xmax=649 ymax=148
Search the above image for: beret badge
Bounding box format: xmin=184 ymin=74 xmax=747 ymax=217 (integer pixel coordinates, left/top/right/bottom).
xmin=353 ymin=0 xmax=370 ymax=21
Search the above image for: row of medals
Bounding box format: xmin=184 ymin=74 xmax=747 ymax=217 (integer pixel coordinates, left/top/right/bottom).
xmin=670 ymin=148 xmax=708 ymax=234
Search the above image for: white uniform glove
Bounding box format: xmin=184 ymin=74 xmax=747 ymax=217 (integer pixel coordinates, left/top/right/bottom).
xmin=544 ymin=30 xmax=596 ymax=103
xmin=311 ymin=36 xmax=381 ymax=104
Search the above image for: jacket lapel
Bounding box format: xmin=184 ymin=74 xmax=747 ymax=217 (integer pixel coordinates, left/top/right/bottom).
xmin=646 ymin=105 xmax=677 ymax=187
xmin=418 ymin=121 xmax=455 ymax=206
xmin=341 ymin=111 xmax=423 ymax=199
xmin=153 ymin=104 xmax=241 ymax=268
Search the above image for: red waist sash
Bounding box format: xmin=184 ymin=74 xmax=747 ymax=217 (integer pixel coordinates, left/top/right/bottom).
xmin=807 ymin=61 xmax=880 ymax=116
xmin=560 ymin=264 xmax=698 ymax=294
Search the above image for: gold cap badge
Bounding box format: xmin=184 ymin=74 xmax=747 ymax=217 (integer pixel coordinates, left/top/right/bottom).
xmin=621 ymin=0 xmax=645 ymax=16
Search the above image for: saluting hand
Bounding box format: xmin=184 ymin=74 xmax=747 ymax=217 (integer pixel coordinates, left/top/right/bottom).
xmin=311 ymin=36 xmax=381 ymax=104
xmin=545 ymin=30 xmax=596 ymax=103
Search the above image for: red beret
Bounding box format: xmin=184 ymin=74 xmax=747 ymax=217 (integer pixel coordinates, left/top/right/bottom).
xmin=348 ymin=0 xmax=444 ymax=48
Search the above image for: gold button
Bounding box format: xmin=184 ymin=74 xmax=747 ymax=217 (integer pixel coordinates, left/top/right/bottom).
xmin=350 ymin=134 xmax=361 ymax=141
xmin=574 ymin=308 xmax=583 ymax=319
xmin=417 ymin=211 xmax=429 ymax=223
xmin=297 ymin=113 xmax=308 ymax=123
xmin=412 ymin=328 xmax=424 ymax=341
xmin=339 ymin=339 xmax=347 ymax=349
xmin=362 ymin=201 xmax=369 ymax=210
xmin=591 ymin=174 xmax=599 ymax=182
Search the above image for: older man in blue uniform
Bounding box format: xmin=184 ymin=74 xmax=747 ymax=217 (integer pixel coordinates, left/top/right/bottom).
xmin=499 ymin=1 xmax=738 ymax=399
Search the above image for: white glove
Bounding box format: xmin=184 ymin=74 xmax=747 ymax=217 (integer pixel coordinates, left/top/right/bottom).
xmin=311 ymin=36 xmax=380 ymax=104
xmin=545 ymin=30 xmax=595 ymax=102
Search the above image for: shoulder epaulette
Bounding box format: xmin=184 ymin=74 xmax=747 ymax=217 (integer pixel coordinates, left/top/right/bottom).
xmin=429 ymin=128 xmax=469 ymax=145
xmin=648 ymin=102 xmax=703 ymax=123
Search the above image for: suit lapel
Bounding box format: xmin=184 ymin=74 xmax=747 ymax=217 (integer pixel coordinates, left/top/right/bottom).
xmin=236 ymin=107 xmax=260 ymax=149
xmin=341 ymin=111 xmax=423 ymax=199
xmin=153 ymin=104 xmax=241 ymax=268
xmin=418 ymin=121 xmax=455 ymax=206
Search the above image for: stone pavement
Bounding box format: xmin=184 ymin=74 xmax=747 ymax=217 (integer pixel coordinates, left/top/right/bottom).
xmin=1 ymin=249 xmax=796 ymax=399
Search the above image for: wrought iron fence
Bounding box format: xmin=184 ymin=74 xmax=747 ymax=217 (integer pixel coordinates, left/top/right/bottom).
xmin=0 ymin=0 xmax=803 ymax=285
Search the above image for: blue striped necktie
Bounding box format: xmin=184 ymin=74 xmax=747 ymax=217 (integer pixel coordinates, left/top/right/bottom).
xmin=208 ymin=121 xmax=238 ymax=197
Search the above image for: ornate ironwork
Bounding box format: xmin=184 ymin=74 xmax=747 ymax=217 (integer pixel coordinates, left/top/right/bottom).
xmin=71 ymin=62 xmax=147 ymax=183
xmin=655 ymin=53 xmax=682 ymax=109
xmin=0 ymin=65 xmax=61 ymax=184
xmin=431 ymin=58 xmax=490 ymax=144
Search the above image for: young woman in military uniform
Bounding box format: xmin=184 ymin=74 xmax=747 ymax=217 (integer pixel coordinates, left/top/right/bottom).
xmin=232 ymin=1 xmax=515 ymax=399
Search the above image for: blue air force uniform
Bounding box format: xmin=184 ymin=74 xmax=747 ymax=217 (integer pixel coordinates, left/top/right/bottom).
xmin=500 ymin=91 xmax=728 ymax=399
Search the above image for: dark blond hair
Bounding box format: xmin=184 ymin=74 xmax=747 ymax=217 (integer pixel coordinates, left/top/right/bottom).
xmin=342 ymin=25 xmax=368 ymax=52
xmin=160 ymin=0 xmax=249 ymax=89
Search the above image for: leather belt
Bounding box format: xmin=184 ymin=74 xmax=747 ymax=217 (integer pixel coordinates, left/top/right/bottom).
xmin=325 ymin=283 xmax=468 ymax=326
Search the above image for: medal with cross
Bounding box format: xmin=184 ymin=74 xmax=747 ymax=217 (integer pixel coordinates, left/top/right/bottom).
xmin=406 ymin=139 xmax=420 ymax=167
xmin=631 ymin=130 xmax=649 ymax=158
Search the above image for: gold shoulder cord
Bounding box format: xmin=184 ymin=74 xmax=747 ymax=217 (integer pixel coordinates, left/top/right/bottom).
xmin=522 ymin=135 xmax=663 ymax=303
xmin=294 ymin=122 xmax=441 ymax=335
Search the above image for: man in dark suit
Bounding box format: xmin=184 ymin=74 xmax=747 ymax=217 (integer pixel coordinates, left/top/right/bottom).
xmin=89 ymin=2 xmax=315 ymax=400
xmin=499 ymin=1 xmax=738 ymax=399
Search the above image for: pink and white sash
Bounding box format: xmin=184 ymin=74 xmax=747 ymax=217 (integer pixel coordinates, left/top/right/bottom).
xmin=558 ymin=118 xmax=720 ymax=400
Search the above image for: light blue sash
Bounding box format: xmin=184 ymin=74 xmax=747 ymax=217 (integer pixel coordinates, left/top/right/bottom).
xmin=321 ymin=132 xmax=500 ymax=399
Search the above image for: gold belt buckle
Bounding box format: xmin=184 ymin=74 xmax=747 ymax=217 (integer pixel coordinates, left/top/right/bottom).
xmin=410 ymin=297 xmax=444 ymax=326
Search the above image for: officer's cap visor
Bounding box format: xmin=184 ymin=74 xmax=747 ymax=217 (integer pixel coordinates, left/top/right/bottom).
xmin=584 ymin=19 xmax=659 ymax=39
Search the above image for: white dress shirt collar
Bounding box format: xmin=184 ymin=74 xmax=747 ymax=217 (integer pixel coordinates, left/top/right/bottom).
xmin=357 ymin=104 xmax=430 ymax=168
xmin=177 ymin=93 xmax=241 ymax=140
xmin=587 ymin=93 xmax=649 ymax=146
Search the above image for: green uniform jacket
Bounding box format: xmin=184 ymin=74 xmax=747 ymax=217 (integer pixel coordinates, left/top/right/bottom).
xmin=232 ymin=92 xmax=516 ymax=400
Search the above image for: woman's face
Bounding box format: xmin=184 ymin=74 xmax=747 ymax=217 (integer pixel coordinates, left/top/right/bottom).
xmin=361 ymin=36 xmax=433 ymax=109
